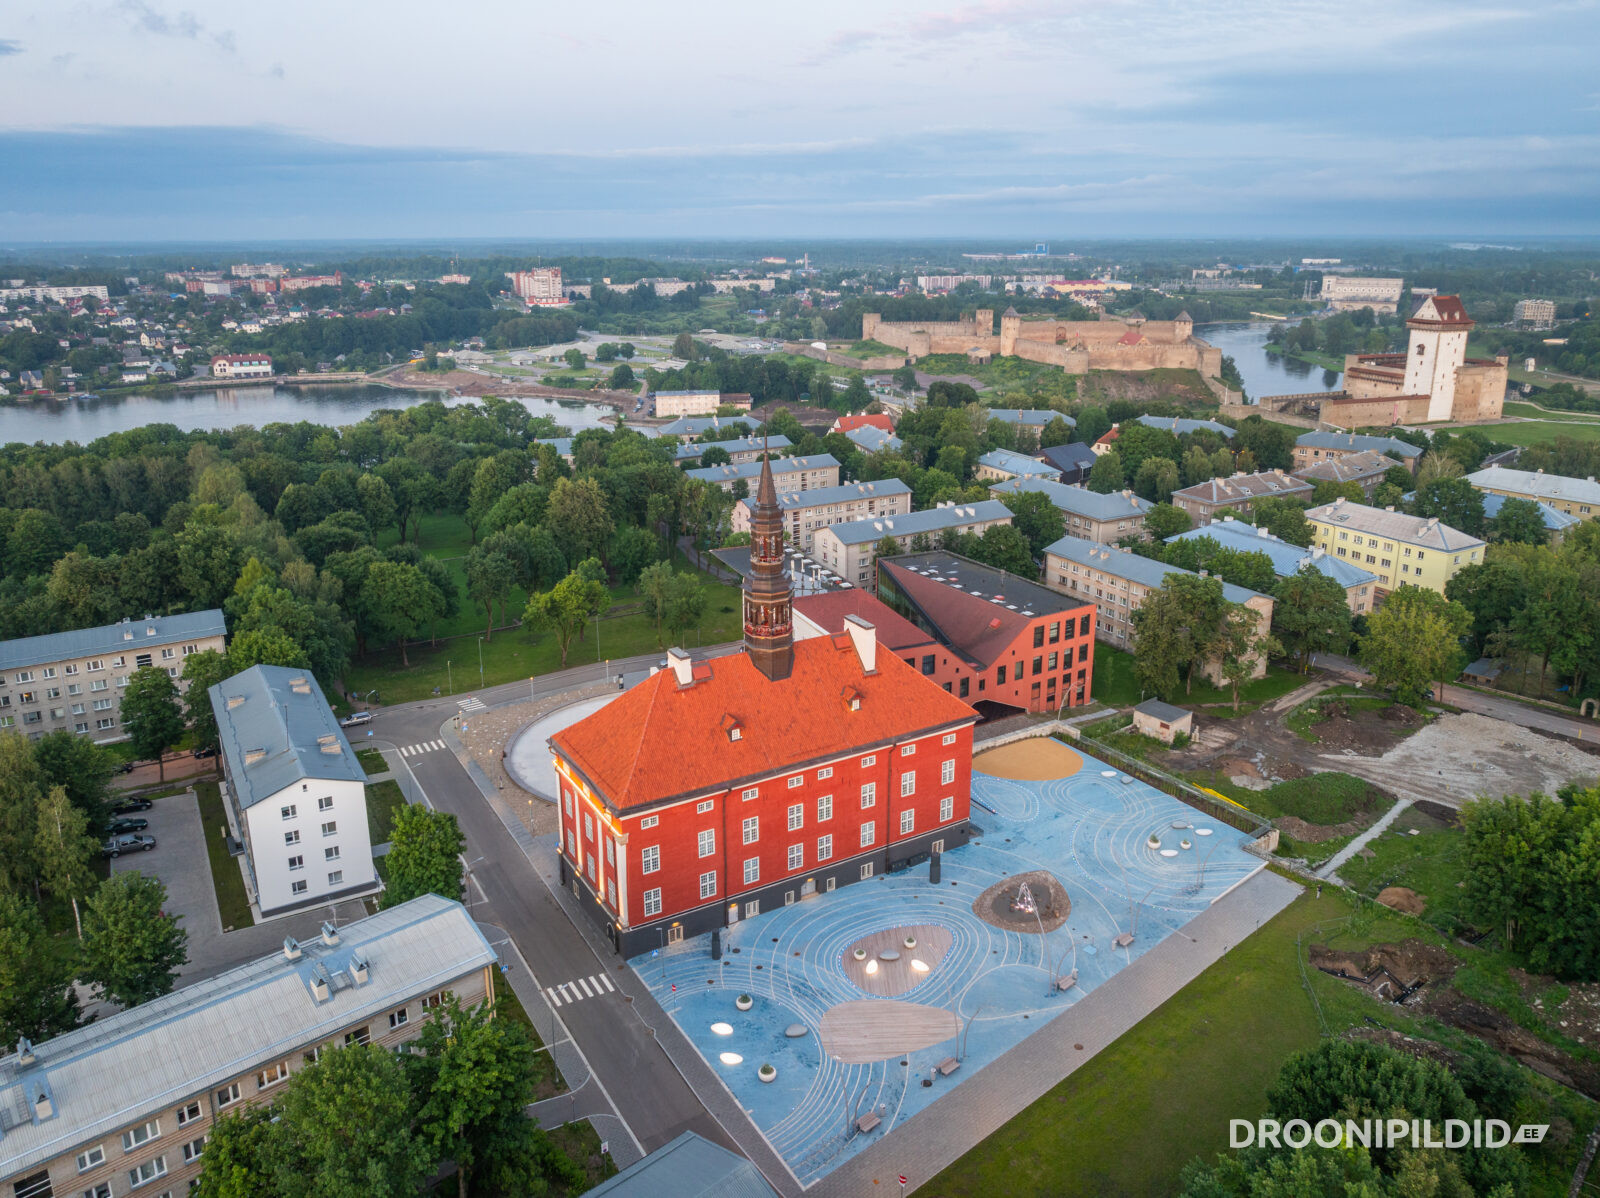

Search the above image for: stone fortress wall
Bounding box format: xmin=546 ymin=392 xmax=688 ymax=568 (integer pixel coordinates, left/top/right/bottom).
xmin=862 ymin=308 xmax=1222 ymax=377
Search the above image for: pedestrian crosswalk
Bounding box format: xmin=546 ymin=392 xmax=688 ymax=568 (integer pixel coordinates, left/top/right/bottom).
xmin=458 ymin=696 xmax=486 ymax=712
xmin=544 ymin=972 xmax=616 ymax=1007
xmin=400 ymin=740 xmax=446 ymax=757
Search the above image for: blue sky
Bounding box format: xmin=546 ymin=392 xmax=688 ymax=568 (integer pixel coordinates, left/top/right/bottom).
xmin=1 ymin=0 xmax=1596 ymax=240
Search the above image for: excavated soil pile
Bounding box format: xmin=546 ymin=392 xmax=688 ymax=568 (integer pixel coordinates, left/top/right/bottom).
xmin=1376 ymin=886 xmax=1426 ymax=915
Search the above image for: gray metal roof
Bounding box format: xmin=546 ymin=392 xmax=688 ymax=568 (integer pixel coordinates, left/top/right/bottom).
xmin=988 ymin=477 xmax=1152 ymax=521
xmin=823 ymin=499 xmax=1014 ymax=546
xmin=977 ymin=448 xmax=1059 ymax=477
xmin=985 ymin=407 xmax=1073 ymax=427
xmin=1466 ymin=466 xmax=1600 ymax=509
xmin=535 ymin=436 xmax=573 ymax=458
xmin=1295 ymin=430 xmax=1421 ymax=459
xmin=587 ymin=1132 xmax=778 ymax=1198
xmin=686 ymin=454 xmax=839 ymax=484
xmin=1305 ymin=499 xmax=1484 ymax=552
xmin=1479 ymin=492 xmax=1578 ymax=531
xmin=673 ymin=434 xmax=792 ymax=461
xmin=1133 ymin=415 xmax=1235 ymax=439
xmin=742 ymin=478 xmax=912 ymax=513
xmin=0 ymin=895 xmax=495 ymax=1182
xmin=209 ymin=665 xmax=365 ymax=810
xmin=1044 ymin=535 xmax=1271 ymax=604
xmin=655 ymin=415 xmax=755 ymax=437
xmin=1165 ymin=519 xmax=1378 ymax=588
xmin=0 ymin=609 xmax=225 ymax=674
xmin=1135 ymin=698 xmax=1192 ymax=723
xmin=843 ymin=425 xmax=904 ymax=454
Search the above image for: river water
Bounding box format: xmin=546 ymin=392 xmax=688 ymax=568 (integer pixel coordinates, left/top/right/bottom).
xmin=1197 ymin=321 xmax=1343 ymax=402
xmin=0 ymin=384 xmax=620 ymax=445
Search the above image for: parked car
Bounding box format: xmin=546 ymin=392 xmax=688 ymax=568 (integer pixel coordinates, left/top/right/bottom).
xmin=102 ymin=833 xmax=156 ymax=857
xmin=192 ymin=745 xmax=217 ymax=759
xmin=108 ymin=817 xmax=149 ymax=834
xmin=339 ymin=711 xmax=373 ymax=728
xmin=110 ymin=797 xmax=153 ymax=815
xmin=114 ymin=760 xmax=136 ymax=775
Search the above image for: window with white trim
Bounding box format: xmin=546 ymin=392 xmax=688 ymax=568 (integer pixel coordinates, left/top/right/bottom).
xmin=860 ymin=823 xmax=875 ymax=847
xmin=327 ymin=870 xmax=343 ymax=886
xmin=388 ymin=1007 xmax=409 ymax=1029
xmin=817 ymin=766 xmax=833 ymax=779
xmin=287 ymin=855 xmax=304 ymax=872
xmin=861 ymin=754 xmax=876 ymax=767
xmin=787 ymin=843 xmax=802 ymax=870
xmin=345 ymin=1026 xmax=370 ymax=1046
xmin=77 ymin=1144 xmax=107 ymax=1171
xmin=181 ymin=1136 xmax=206 ymax=1163
xmin=816 ymin=794 xmax=833 ymax=821
xmin=321 ymin=820 xmax=336 ymax=836
xmin=900 ymin=810 xmax=915 ymax=835
xmin=122 ymin=1119 xmax=160 ymax=1152
xmin=942 ymin=732 xmax=957 ymax=745
xmin=901 ymin=744 xmax=915 ymax=756
xmin=860 ymin=782 xmax=876 ymax=809
xmin=941 ymin=759 xmax=955 ymax=785
xmin=127 ymin=1156 xmax=167 ymax=1188
xmin=787 ymin=803 xmax=803 ymax=831
xmin=641 ymin=845 xmax=660 ymax=874
xmin=640 ymin=814 xmax=659 ymax=829
xmin=284 ymin=830 xmax=300 ymax=845
xmin=817 ymin=834 xmax=833 ymax=861
xmin=940 ymin=796 xmax=954 ymax=822
xmin=740 ymin=787 xmax=759 ymax=801
xmin=643 ymin=887 xmax=662 ymax=917
xmin=699 ymin=871 xmax=716 ymax=899
xmin=291 ymin=880 xmax=308 ymax=895
xmin=215 ymin=1083 xmax=240 ymax=1108
xmin=82 ymin=1183 xmax=111 ymax=1198
xmin=697 ymin=829 xmax=715 ymax=857
xmin=900 ymin=771 xmax=916 ymax=797
xmin=696 ymin=799 xmax=714 ymax=813
xmin=175 ymin=1101 xmax=202 ymax=1127
xmin=743 ymin=857 xmax=759 ymax=885
xmin=317 ymin=795 xmax=333 ymax=811
xmin=281 ymin=804 xmax=297 ymax=821
xmin=256 ymin=1060 xmax=289 ymax=1090
xmin=583 ymin=813 xmax=593 ymax=839
xmin=786 ymin=775 xmax=803 ymax=789
xmin=742 ymin=816 xmax=758 ymax=845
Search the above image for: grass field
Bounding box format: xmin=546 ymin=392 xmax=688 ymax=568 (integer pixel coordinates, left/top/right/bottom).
xmin=1284 ymin=685 xmax=1394 ymax=741
xmin=356 ymin=748 xmax=388 ymax=776
xmin=365 ymin=779 xmax=408 ymax=845
xmin=923 ymin=886 xmax=1594 ymax=1198
xmin=194 ymin=780 xmax=254 ymax=930
xmin=1480 ymin=418 xmax=1600 ymax=447
xmin=1181 ymin=665 xmax=1306 ymax=715
xmin=1185 ymin=770 xmax=1393 ymax=864
xmin=1503 ymin=400 xmax=1600 ymax=423
xmin=1089 ymin=645 xmax=1141 ymax=706
xmin=1338 ymin=804 xmax=1468 ymax=931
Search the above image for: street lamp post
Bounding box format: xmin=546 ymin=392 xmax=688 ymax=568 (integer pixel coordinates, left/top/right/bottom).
xmin=959 ymin=1005 xmax=988 ymax=1061
xmin=447 ymin=660 xmax=452 ymax=695
xmin=477 ymin=637 xmax=484 ymax=688
xmin=462 ymin=855 xmax=485 ymax=914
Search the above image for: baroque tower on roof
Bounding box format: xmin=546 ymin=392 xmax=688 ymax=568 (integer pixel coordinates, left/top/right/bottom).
xmin=743 ymin=450 xmax=794 ymax=680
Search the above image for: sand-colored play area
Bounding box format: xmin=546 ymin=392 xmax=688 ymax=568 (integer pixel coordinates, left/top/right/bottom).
xmin=819 ymin=1000 xmax=961 ymax=1064
xmin=973 ymin=737 xmax=1084 ymax=781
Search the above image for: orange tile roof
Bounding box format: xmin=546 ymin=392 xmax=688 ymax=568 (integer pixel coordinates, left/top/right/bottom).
xmin=550 ymin=639 xmax=976 ymax=811
xmin=831 ymin=413 xmax=896 ymax=435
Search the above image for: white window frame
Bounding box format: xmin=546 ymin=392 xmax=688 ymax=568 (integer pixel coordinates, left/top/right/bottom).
xmin=388 ymin=1007 xmax=409 ymax=1029
xmin=860 ymin=823 xmax=876 ymax=847
xmin=174 ymin=1100 xmax=202 ymax=1128
xmin=740 ymin=787 xmax=759 ymax=801
xmin=900 ymin=810 xmax=915 ymax=835
xmin=699 ymin=870 xmax=716 ymax=899
xmin=697 ymin=829 xmax=715 ymax=858
xmin=256 ymin=1060 xmax=289 ymax=1090
xmin=696 ymin=799 xmax=714 ymax=814
xmin=215 ymin=1082 xmax=240 ymax=1108
xmin=122 ymin=1119 xmax=160 ymax=1152
xmin=817 ymin=834 xmax=833 ymax=861
xmin=742 ymin=816 xmax=759 ymax=845
xmin=861 ymin=754 xmax=876 ymax=767
xmin=940 ymin=796 xmax=954 ymax=822
xmin=743 ymin=856 xmax=759 ymax=885
xmin=816 ymin=794 xmax=833 ymax=821
xmin=942 ymin=732 xmax=957 ymax=745
xmin=641 ymin=845 xmax=660 ymax=874
xmin=643 ymin=887 xmax=662 ymax=917
xmin=900 ymin=771 xmax=916 ymax=798
xmin=77 ymin=1144 xmax=107 ymax=1172
xmin=860 ymin=782 xmax=876 ymax=809
xmin=787 ymin=803 xmax=803 ymax=831
xmin=941 ymin=759 xmax=955 ymax=785
xmin=786 ymin=775 xmax=803 ymax=789
xmin=640 ymin=814 xmax=659 ymax=829
xmin=127 ymin=1155 xmax=167 ymax=1188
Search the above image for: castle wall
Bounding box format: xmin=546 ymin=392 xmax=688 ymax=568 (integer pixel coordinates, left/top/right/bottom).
xmin=866 ymin=311 xmax=1215 ymax=377
xmin=1317 ymin=395 xmax=1431 ymax=429
xmin=1451 ymin=361 xmax=1508 ymax=422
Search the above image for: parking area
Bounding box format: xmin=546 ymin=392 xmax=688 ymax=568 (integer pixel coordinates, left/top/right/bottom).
xmin=631 ymin=742 xmax=1265 ymax=1188
xmin=110 ymin=789 xmax=373 ymax=984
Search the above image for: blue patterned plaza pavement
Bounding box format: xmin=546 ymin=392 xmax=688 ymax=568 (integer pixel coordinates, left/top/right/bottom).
xmin=629 ymin=748 xmax=1264 ymax=1189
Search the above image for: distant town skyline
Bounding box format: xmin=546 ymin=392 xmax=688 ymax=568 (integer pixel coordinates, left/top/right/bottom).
xmin=1 ymin=0 xmax=1596 ymax=240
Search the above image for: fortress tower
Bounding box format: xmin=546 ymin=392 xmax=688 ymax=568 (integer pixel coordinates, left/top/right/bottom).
xmin=1403 ymin=296 xmax=1474 ymax=422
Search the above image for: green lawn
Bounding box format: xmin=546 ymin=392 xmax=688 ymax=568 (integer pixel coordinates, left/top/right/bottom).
xmin=1284 ymin=686 xmax=1396 ymax=742
xmin=491 ymin=967 xmax=567 ymax=1098
xmin=1338 ymin=804 xmax=1469 ymax=932
xmin=365 ymin=779 xmax=408 ymax=845
xmin=1185 ymin=770 xmax=1394 ymax=864
xmin=1090 ymin=645 xmax=1141 ymax=706
xmin=1481 ymin=418 xmax=1600 ymax=447
xmin=925 ymin=886 xmax=1594 ymax=1198
xmin=1502 ymin=400 xmax=1600 ymax=423
xmin=356 ymin=748 xmax=388 ymax=776
xmin=194 ymin=781 xmax=255 ymax=931
xmin=1181 ymin=665 xmax=1307 ymax=716
xmin=343 ymin=569 xmax=744 ymax=704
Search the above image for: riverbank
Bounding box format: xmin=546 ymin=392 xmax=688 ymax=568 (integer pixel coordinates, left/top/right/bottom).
xmin=1263 ymin=343 xmax=1347 ymax=372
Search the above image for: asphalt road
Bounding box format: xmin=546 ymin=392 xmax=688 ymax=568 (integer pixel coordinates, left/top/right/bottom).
xmin=362 ymin=647 xmax=741 ymax=1156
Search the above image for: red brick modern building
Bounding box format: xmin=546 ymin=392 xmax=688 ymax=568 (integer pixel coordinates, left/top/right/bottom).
xmin=550 ymin=457 xmax=980 ymax=955
xmin=875 ymin=552 xmax=1097 ymax=714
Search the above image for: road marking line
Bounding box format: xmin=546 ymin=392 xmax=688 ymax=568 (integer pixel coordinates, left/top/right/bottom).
xmin=432 ymin=739 xmax=446 ymax=751
xmin=558 ymin=984 xmax=575 ymax=1002
xmin=545 ymin=987 xmax=562 ymax=1007
xmin=576 ymin=978 xmax=594 ymax=998
xmin=597 ymin=973 xmax=615 ymax=993
xmin=400 ymin=745 xmax=414 ymax=756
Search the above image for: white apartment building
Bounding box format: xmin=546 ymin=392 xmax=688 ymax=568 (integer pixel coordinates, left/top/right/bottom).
xmin=210 ymin=353 xmax=274 ymax=379
xmin=0 ymin=611 xmax=227 ymax=743
xmin=0 ymin=896 xmax=495 ymax=1198
xmin=812 ymin=499 xmax=1014 ymax=587
xmin=685 ymin=454 xmax=841 ymax=495
xmin=210 ymin=666 xmax=376 ymax=918
xmin=731 ymin=478 xmax=913 ymax=554
xmin=651 ymin=389 xmax=724 ymax=418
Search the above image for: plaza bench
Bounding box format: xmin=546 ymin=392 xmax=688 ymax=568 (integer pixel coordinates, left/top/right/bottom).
xmin=937 ymin=1057 xmax=960 ymax=1076
xmin=855 ymin=1112 xmax=882 ymax=1134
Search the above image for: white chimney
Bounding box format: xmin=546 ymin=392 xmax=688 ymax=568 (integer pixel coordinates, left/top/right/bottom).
xmin=350 ymin=951 xmax=369 ymax=986
xmin=283 ymin=936 xmax=302 ymax=962
xmin=666 ymin=647 xmax=694 ymax=686
xmin=33 ymin=1091 xmax=52 ymax=1121
xmin=843 ymin=615 xmax=878 ymax=673
xmin=320 ymin=920 xmax=339 ymax=947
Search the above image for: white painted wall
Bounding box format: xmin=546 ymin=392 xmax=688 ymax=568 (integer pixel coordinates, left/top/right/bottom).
xmin=243 ymin=776 xmax=374 ymax=914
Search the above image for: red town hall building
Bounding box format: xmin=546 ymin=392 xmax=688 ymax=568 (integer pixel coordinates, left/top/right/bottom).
xmin=551 ymin=455 xmax=980 ymax=955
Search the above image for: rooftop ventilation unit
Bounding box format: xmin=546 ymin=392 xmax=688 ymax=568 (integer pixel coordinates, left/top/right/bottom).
xmin=15 ymin=1038 xmax=34 ymax=1066
xmin=320 ymin=920 xmax=339 ymax=947
xmin=350 ymin=951 xmax=369 ymax=986
xmin=243 ymin=748 xmax=267 ymax=765
xmin=309 ymin=964 xmax=331 ymax=1003
xmin=282 ymin=936 xmax=302 ymax=962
